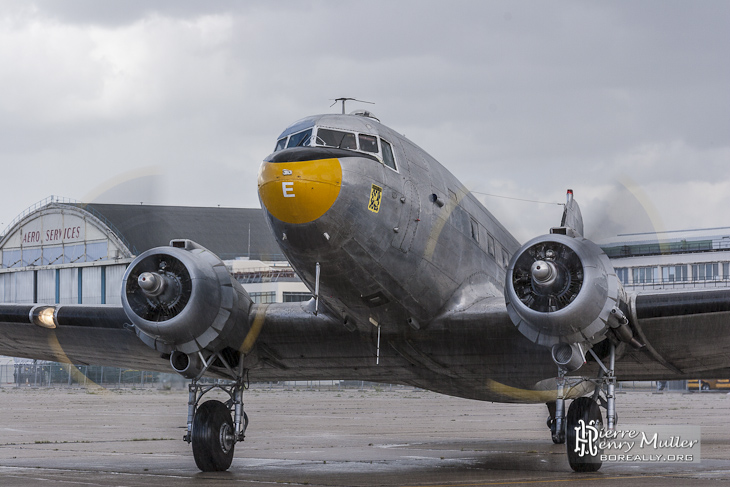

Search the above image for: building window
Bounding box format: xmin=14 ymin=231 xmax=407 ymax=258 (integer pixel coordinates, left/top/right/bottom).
xmin=723 ymin=263 xmax=729 ymax=280
xmin=470 ymin=219 xmax=479 ymax=242
xmin=692 ymin=263 xmax=719 ymax=281
xmin=615 ymin=267 xmax=629 ymax=285
xmin=283 ymin=292 xmax=312 ymax=303
xmin=249 ymin=291 xmax=276 ymax=304
xmin=632 ymin=267 xmax=658 ymax=284
xmin=662 ymin=265 xmax=688 ymax=282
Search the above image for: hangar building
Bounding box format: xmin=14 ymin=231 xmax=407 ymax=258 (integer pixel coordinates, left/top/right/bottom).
xmin=0 ymin=196 xmax=303 ymax=306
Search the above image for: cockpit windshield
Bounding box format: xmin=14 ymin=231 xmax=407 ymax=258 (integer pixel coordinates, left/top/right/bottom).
xmin=316 ymin=128 xmax=356 ymax=150
xmin=286 ymin=129 xmax=312 ymax=148
xmin=273 ymin=123 xmax=398 ymax=172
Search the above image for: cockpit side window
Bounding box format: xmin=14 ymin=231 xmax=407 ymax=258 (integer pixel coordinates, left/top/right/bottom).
xmin=358 ymin=134 xmax=378 ymax=153
xmin=275 ymin=137 xmax=288 ymax=152
xmin=286 ymin=129 xmax=312 ymax=148
xmin=317 ymin=128 xmax=357 ymax=150
xmin=381 ymin=139 xmax=397 ymax=171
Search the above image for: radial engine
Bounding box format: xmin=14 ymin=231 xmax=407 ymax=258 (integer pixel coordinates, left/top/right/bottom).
xmin=504 ymin=232 xmax=639 ymax=371
xmin=121 ymin=240 xmax=253 ymax=378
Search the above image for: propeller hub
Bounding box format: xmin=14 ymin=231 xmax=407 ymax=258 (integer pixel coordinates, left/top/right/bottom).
xmin=531 ymin=260 xmax=557 ymax=285
xmin=138 ymin=272 xmax=165 ymax=296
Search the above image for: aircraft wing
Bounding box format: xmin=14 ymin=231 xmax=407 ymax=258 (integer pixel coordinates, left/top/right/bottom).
xmin=0 ymin=304 xmax=168 ymax=372
xmin=623 ymin=287 xmax=730 ymax=377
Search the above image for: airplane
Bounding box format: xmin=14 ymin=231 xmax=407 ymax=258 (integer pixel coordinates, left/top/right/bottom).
xmin=1 ymin=104 xmax=729 ymax=473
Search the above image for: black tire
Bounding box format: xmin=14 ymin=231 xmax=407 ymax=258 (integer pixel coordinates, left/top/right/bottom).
xmin=566 ymin=397 xmax=603 ymax=472
xmin=701 ymin=381 xmax=710 ymax=391
xmin=192 ymin=400 xmax=235 ymax=472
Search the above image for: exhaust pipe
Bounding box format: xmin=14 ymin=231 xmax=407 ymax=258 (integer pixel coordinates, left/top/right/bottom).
xmin=170 ymin=351 xmax=203 ymax=379
xmin=551 ymin=342 xmax=586 ymax=372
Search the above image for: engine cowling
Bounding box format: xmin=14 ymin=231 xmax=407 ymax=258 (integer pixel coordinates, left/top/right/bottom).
xmin=505 ymin=233 xmax=624 ymax=348
xmin=121 ymin=240 xmax=252 ymax=355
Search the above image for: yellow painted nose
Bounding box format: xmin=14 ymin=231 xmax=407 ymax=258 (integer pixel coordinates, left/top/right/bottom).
xmin=258 ymin=158 xmax=342 ymax=224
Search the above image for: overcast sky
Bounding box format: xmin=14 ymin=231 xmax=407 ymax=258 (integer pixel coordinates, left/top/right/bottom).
xmin=1 ymin=1 xmax=728 ymax=243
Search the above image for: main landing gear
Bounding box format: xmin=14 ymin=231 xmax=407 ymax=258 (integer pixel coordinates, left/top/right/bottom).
xmin=547 ymin=342 xmax=617 ymax=472
xmin=182 ymin=352 xmax=249 ymax=471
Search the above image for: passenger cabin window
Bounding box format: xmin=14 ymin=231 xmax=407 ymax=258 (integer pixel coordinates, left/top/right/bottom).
xmin=487 ymin=234 xmax=495 ymax=256
xmin=359 ymin=134 xmax=378 ymax=153
xmin=317 ymin=128 xmax=357 ymax=150
xmin=381 ymin=139 xmax=397 ymax=170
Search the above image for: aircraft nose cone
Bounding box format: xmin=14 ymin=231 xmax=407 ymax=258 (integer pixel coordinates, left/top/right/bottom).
xmin=258 ymin=158 xmax=342 ymax=224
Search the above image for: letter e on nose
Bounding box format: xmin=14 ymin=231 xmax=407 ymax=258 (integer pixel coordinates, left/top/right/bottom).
xmin=282 ymin=182 xmax=295 ymax=198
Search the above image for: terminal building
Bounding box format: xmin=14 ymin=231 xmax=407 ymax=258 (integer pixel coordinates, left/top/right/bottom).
xmin=598 ymin=227 xmax=730 ymax=292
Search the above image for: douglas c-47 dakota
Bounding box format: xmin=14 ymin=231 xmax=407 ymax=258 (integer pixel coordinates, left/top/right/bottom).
xmin=2 ymin=105 xmax=729 ymax=472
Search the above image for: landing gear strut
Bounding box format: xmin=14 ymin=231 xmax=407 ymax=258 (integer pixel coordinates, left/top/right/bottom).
xmin=182 ymin=351 xmax=249 ymax=472
xmin=550 ymin=342 xmax=617 ymax=472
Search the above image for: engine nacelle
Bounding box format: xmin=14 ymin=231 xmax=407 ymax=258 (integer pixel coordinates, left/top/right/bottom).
xmin=121 ymin=239 xmax=252 ymax=355
xmin=505 ymin=233 xmax=624 ymax=348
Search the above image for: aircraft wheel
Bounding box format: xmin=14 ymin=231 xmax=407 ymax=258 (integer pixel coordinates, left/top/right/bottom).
xmin=701 ymin=381 xmax=710 ymax=391
xmin=192 ymin=400 xmax=235 ymax=471
xmin=566 ymin=397 xmax=603 ymax=472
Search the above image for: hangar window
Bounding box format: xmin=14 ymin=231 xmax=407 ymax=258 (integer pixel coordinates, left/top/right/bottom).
xmin=316 ymin=128 xmax=357 ymax=150
xmin=615 ymin=267 xmax=629 ymax=285
xmin=86 ymin=241 xmax=108 ymax=261
xmin=43 ymin=246 xmax=64 ymax=265
xmin=381 ymin=139 xmax=397 ymax=171
xmin=358 ymin=134 xmax=378 ymax=153
xmin=23 ymin=248 xmax=42 ymax=267
xmin=2 ymin=249 xmax=21 ymax=268
xmin=64 ymin=244 xmax=85 ymax=264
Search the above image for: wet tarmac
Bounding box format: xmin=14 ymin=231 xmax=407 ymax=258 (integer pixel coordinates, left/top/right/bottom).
xmin=1 ymin=385 xmax=729 ymax=486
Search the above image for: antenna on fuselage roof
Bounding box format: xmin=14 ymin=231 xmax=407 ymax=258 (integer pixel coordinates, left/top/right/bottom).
xmin=330 ymin=97 xmax=374 ymax=114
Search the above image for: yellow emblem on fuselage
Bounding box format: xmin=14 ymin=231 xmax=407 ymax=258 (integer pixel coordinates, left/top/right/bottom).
xmin=368 ymin=184 xmax=382 ymax=213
